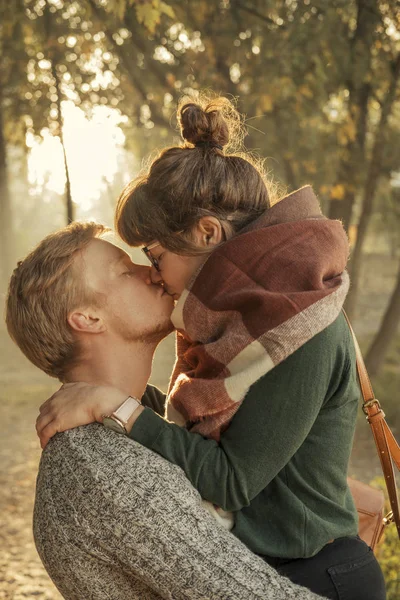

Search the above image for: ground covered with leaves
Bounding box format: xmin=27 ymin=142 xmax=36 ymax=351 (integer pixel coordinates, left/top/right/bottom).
xmin=0 ymin=368 xmax=60 ymax=599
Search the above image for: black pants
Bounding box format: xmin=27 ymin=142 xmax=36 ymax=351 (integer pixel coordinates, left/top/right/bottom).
xmin=262 ymin=536 xmax=386 ymax=600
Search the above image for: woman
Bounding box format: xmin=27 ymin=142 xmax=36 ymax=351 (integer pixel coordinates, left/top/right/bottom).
xmin=37 ymin=95 xmax=386 ymax=600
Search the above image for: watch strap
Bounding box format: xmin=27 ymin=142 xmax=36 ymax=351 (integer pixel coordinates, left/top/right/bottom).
xmin=111 ymin=396 xmax=141 ymax=424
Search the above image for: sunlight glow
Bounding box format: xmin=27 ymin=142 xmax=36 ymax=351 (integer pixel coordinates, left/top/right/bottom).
xmin=27 ymin=102 xmax=128 ymax=213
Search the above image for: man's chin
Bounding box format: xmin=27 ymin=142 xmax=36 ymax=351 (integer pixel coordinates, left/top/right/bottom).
xmin=159 ymin=318 xmax=175 ymax=338
xmin=143 ymin=318 xmax=175 ymax=345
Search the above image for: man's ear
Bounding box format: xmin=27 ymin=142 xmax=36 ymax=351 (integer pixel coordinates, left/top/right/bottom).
xmin=194 ymin=217 xmax=225 ymax=248
xmin=67 ymin=310 xmax=106 ymax=334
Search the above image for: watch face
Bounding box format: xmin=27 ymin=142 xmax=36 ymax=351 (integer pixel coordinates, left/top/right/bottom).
xmin=102 ymin=416 xmax=126 ymax=434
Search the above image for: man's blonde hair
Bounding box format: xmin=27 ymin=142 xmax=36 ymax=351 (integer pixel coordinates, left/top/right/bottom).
xmin=6 ymin=221 xmax=108 ymax=380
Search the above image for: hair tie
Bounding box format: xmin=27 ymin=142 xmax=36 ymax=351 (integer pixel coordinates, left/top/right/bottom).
xmin=195 ymin=141 xmax=223 ymax=151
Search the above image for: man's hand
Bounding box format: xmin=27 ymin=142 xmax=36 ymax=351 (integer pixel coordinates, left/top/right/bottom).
xmin=36 ymin=382 xmax=127 ymax=449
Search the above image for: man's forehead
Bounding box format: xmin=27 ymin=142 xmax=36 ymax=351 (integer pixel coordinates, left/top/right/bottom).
xmin=98 ymin=231 xmax=135 ymax=257
xmin=84 ymin=238 xmax=135 ymax=268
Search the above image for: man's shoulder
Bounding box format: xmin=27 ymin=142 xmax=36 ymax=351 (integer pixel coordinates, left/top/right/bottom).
xmin=38 ymin=424 xmax=106 ymax=472
xmin=37 ymin=421 xmax=161 ymax=479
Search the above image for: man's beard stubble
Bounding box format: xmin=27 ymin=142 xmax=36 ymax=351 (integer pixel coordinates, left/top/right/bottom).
xmin=113 ymin=313 xmax=174 ymax=345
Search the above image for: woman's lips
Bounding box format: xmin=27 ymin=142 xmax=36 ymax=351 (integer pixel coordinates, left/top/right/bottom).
xmin=157 ymin=283 xmax=180 ymax=300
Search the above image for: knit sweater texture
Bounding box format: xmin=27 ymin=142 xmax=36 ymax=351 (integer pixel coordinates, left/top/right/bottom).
xmin=34 ymin=423 xmax=326 ymax=599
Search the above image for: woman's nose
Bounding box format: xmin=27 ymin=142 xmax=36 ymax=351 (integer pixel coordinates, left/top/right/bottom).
xmin=150 ymin=265 xmax=163 ymax=284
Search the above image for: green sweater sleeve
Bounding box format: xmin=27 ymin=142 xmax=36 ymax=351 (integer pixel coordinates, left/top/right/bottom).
xmin=130 ymin=323 xmax=351 ymax=512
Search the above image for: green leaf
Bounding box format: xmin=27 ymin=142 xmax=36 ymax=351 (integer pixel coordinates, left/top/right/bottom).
xmin=159 ymin=1 xmax=175 ymax=19
xmin=135 ymin=3 xmax=161 ymax=34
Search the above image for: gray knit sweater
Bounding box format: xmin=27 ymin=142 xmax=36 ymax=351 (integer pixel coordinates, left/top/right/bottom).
xmin=33 ymin=424 xmax=326 ymax=599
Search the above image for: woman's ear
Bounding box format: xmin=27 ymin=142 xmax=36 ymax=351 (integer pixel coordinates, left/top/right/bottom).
xmin=68 ymin=310 xmax=106 ymax=334
xmin=194 ymin=217 xmax=224 ymax=248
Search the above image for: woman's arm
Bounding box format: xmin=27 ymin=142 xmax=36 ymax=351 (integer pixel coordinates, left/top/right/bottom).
xmin=141 ymin=385 xmax=167 ymax=416
xmin=129 ymin=321 xmax=355 ymax=512
xmin=36 ymin=384 xmax=165 ymax=449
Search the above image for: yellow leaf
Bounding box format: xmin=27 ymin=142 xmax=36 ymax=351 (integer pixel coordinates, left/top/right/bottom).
xmin=136 ymin=3 xmax=161 ymax=34
xmin=331 ymin=184 xmax=346 ymax=200
xmin=303 ymin=160 xmax=317 ymax=174
xmin=159 ymin=1 xmax=175 ymax=19
xmin=260 ymin=94 xmax=273 ymax=112
xmin=298 ymin=84 xmax=313 ymax=99
xmin=348 ymin=225 xmax=357 ymax=247
xmin=337 ymin=118 xmax=356 ymax=145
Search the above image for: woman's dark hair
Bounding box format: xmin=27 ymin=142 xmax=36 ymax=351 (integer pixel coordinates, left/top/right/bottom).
xmin=115 ymin=93 xmax=281 ymax=254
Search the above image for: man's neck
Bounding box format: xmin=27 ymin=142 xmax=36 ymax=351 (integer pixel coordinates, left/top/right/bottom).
xmin=65 ymin=335 xmax=157 ymax=400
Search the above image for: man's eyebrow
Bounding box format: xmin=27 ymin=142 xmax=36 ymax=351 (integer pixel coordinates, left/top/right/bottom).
xmin=109 ymin=253 xmax=131 ymax=269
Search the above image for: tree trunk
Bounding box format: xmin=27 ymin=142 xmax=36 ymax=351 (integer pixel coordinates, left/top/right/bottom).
xmin=44 ymin=0 xmax=74 ymax=226
xmin=345 ymin=53 xmax=400 ymax=319
xmin=328 ymin=0 xmax=378 ymax=229
xmin=62 ymin=133 xmax=73 ymax=224
xmin=272 ymin=107 xmax=299 ymax=191
xmin=365 ymin=261 xmax=400 ymax=377
xmin=51 ymin=64 xmax=74 ymax=224
xmin=0 ymin=83 xmax=14 ymax=294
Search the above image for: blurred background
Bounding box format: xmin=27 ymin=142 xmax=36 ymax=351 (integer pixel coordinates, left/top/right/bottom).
xmin=0 ymin=0 xmax=399 ymax=598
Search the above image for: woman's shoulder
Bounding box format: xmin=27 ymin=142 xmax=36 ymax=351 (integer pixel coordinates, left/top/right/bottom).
xmin=288 ymin=312 xmax=354 ymax=363
xmin=316 ymin=312 xmax=355 ymax=363
xmin=318 ymin=310 xmax=351 ymax=338
xmin=273 ymin=312 xmax=356 ymax=386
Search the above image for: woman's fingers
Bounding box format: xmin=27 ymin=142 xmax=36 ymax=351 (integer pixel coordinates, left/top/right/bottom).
xmin=38 ymin=384 xmax=81 ymax=416
xmin=36 ymin=406 xmax=91 ymax=448
xmin=36 ymin=411 xmax=54 ymax=436
xmin=34 ymin=382 xmax=127 ymax=448
xmin=38 ymin=383 xmax=82 ymax=412
xmin=39 ymin=396 xmax=55 ymax=413
xmin=35 ymin=385 xmax=101 ymax=446
xmin=39 ymin=420 xmax=62 ymax=450
xmin=39 ymin=386 xmax=62 ymax=412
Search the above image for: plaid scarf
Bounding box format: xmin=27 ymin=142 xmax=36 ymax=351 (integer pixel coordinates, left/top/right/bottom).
xmin=166 ymin=186 xmax=350 ymax=441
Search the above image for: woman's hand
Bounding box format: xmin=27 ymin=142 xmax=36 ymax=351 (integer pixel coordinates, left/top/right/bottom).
xmin=36 ymin=382 xmax=127 ymax=449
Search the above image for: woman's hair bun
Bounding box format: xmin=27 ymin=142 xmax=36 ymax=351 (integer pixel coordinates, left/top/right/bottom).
xmin=178 ymin=94 xmax=242 ymax=150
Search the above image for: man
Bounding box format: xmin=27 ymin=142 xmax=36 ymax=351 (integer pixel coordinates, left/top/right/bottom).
xmin=5 ymin=221 xmax=322 ymax=600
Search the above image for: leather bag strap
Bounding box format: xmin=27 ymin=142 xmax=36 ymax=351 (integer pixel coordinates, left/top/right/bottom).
xmin=343 ymin=310 xmax=400 ymax=540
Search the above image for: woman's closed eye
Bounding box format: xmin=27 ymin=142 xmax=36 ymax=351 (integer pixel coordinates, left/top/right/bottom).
xmin=151 ymin=252 xmax=164 ymax=270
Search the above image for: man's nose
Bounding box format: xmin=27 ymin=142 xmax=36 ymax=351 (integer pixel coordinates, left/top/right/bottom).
xmin=135 ymin=264 xmax=153 ymax=285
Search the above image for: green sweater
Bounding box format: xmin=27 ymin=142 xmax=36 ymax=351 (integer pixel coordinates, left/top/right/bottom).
xmin=130 ymin=313 xmax=359 ymax=559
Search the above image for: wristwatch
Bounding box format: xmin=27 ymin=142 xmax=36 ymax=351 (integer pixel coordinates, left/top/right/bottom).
xmin=102 ymin=396 xmax=141 ymax=435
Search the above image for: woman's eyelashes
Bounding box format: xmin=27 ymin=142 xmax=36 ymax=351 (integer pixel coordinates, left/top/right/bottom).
xmin=154 ymin=252 xmax=164 ymax=268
